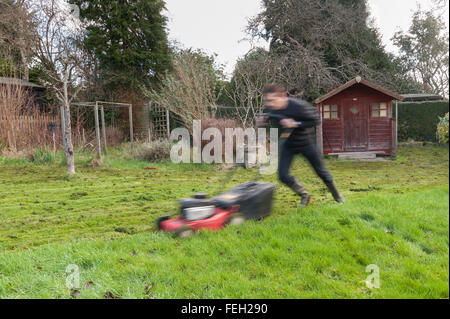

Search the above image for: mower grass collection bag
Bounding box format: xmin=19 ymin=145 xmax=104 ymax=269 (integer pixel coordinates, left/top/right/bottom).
xmin=179 ymin=182 xmax=275 ymax=222
xmin=214 ymin=182 xmax=275 ymax=220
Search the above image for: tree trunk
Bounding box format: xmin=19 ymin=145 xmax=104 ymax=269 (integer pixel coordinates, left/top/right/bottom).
xmin=62 ymin=79 xmax=75 ymax=174
xmin=63 ymin=102 xmax=75 ymax=174
xmin=60 ymin=104 xmax=67 ymax=150
xmin=19 ymin=46 xmax=29 ymax=81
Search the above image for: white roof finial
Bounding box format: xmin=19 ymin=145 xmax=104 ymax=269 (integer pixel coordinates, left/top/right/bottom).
xmin=355 ymin=76 xmax=362 ymax=83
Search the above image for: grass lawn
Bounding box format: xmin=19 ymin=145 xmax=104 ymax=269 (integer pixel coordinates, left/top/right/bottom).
xmin=0 ymin=144 xmax=448 ymax=298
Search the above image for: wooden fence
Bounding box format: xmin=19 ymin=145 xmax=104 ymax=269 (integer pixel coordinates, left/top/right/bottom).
xmin=0 ymin=114 xmax=61 ymax=152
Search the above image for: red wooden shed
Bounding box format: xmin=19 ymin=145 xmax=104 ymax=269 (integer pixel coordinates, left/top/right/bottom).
xmin=314 ymin=77 xmax=404 ymax=157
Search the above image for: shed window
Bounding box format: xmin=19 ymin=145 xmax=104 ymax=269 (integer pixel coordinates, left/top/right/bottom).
xmin=371 ymin=103 xmax=387 ymax=117
xmin=323 ymin=105 xmax=339 ymax=119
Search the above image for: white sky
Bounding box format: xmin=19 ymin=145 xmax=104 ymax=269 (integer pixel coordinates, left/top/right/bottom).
xmin=165 ymin=0 xmax=449 ymax=77
xmin=164 ymin=0 xmax=269 ymax=77
xmin=368 ymin=0 xmax=449 ymax=53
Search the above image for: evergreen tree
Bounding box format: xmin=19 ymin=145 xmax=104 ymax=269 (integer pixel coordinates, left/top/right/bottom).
xmin=69 ymin=0 xmax=171 ymax=93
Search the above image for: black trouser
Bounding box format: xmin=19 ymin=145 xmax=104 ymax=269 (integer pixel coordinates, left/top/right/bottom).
xmin=278 ymin=142 xmax=334 ymax=188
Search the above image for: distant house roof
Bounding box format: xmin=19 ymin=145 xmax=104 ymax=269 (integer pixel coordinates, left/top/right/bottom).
xmin=315 ymin=76 xmax=404 ymax=104
xmin=0 ymin=77 xmax=44 ymax=89
xmin=401 ymin=93 xmax=444 ymax=102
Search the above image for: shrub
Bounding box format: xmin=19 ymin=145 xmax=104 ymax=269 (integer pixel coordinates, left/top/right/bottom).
xmin=201 ymin=117 xmax=240 ymax=155
xmin=397 ymin=101 xmax=449 ymax=142
xmin=135 ymin=139 xmax=173 ymax=162
xmin=28 ymin=147 xmax=57 ymax=165
xmin=0 ymin=83 xmax=58 ymax=153
xmin=106 ymin=126 xmax=125 ymax=148
xmin=436 ymin=113 xmax=449 ymax=144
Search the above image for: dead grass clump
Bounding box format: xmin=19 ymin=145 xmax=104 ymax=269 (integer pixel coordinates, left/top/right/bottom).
xmin=0 ymin=83 xmax=59 ymax=154
xmin=135 ymin=140 xmax=173 ymax=162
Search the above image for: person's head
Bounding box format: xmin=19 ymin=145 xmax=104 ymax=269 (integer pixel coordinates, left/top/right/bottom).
xmin=263 ymin=83 xmax=288 ymax=110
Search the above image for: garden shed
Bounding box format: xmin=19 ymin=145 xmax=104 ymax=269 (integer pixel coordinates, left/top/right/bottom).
xmin=0 ymin=77 xmax=46 ymax=110
xmin=314 ymin=76 xmax=404 ymax=158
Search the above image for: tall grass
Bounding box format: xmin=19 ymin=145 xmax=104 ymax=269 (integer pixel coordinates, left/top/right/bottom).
xmin=29 ymin=147 xmax=60 ymax=165
xmin=0 ymin=83 xmax=60 ymax=153
xmin=0 ymin=82 xmax=129 ymax=157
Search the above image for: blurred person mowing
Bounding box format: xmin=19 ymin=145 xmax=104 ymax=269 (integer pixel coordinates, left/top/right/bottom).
xmin=257 ymin=83 xmax=345 ymax=207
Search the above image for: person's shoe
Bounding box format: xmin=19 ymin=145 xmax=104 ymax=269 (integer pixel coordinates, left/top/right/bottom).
xmin=290 ymin=180 xmax=311 ymax=207
xmin=299 ymin=193 xmax=312 ymax=207
xmin=325 ymin=181 xmax=345 ymax=203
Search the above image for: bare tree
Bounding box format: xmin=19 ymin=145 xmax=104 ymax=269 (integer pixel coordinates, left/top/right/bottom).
xmin=32 ymin=0 xmax=91 ymax=174
xmin=392 ymin=7 xmax=449 ymax=98
xmin=0 ymin=0 xmax=38 ymax=80
xmin=432 ymin=0 xmax=448 ymax=9
xmin=226 ymin=44 xmax=352 ymax=127
xmin=146 ymin=49 xmax=223 ymax=133
xmin=225 ymin=49 xmax=272 ymax=128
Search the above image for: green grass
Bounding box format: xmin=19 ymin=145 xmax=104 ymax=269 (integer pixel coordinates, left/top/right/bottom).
xmin=0 ymin=144 xmax=448 ymax=298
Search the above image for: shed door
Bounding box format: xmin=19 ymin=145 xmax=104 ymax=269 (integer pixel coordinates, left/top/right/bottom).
xmin=344 ymin=101 xmax=368 ymax=151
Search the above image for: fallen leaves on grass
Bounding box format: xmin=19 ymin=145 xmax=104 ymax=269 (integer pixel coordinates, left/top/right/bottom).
xmin=88 ymin=158 xmax=103 ymax=167
xmin=114 ymin=227 xmax=137 ymax=234
xmin=145 ymin=284 xmax=154 ymax=299
xmin=104 ymin=291 xmax=118 ymax=299
xmin=84 ymin=281 xmax=94 ymax=289
xmin=350 ymin=186 xmax=381 ymax=192
xmin=70 ymin=192 xmax=88 ymax=200
xmin=385 ymin=230 xmax=395 ymax=234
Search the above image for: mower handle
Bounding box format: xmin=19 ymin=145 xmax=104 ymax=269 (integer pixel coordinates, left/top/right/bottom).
xmin=260 ymin=113 xmax=304 ymax=127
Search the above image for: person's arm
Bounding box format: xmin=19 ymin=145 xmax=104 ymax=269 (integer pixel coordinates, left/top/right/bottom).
xmin=296 ymin=118 xmax=318 ymax=128
xmin=290 ymin=101 xmax=320 ymax=128
xmin=255 ymin=108 xmax=272 ymax=127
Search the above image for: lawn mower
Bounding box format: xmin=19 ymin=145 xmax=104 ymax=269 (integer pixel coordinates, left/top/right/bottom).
xmin=157 ymin=113 xmax=297 ymax=238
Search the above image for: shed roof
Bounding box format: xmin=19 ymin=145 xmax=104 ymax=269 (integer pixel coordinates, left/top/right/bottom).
xmin=0 ymin=77 xmax=44 ymax=89
xmin=315 ymin=76 xmax=404 ymax=104
xmin=401 ymin=93 xmax=444 ymax=102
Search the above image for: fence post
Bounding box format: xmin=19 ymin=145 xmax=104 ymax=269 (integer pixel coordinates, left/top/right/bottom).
xmin=129 ymin=105 xmax=134 ymax=152
xmin=166 ymin=109 xmax=170 ymax=138
xmin=94 ymin=101 xmax=102 ymax=159
xmin=393 ymin=100 xmax=399 ymax=158
xmin=148 ymin=101 xmax=153 ymax=142
xmin=100 ymin=105 xmax=107 ymax=155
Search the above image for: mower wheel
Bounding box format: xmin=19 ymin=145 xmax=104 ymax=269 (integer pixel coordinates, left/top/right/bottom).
xmin=157 ymin=215 xmax=170 ymax=230
xmin=226 ymin=213 xmax=246 ymax=226
xmin=176 ymin=225 xmax=194 ymax=238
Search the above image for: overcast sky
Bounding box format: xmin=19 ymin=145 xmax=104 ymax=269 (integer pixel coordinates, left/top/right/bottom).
xmin=164 ymin=0 xmax=449 ymax=77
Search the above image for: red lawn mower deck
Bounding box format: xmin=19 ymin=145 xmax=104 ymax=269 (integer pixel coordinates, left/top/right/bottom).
xmin=157 ymin=182 xmax=275 ymax=237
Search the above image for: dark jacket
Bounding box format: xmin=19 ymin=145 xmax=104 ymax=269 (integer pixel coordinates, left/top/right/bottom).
xmin=268 ymin=98 xmax=320 ymax=147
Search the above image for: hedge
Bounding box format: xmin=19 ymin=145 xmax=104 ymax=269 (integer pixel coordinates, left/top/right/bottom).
xmin=396 ymin=101 xmax=449 ymax=142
